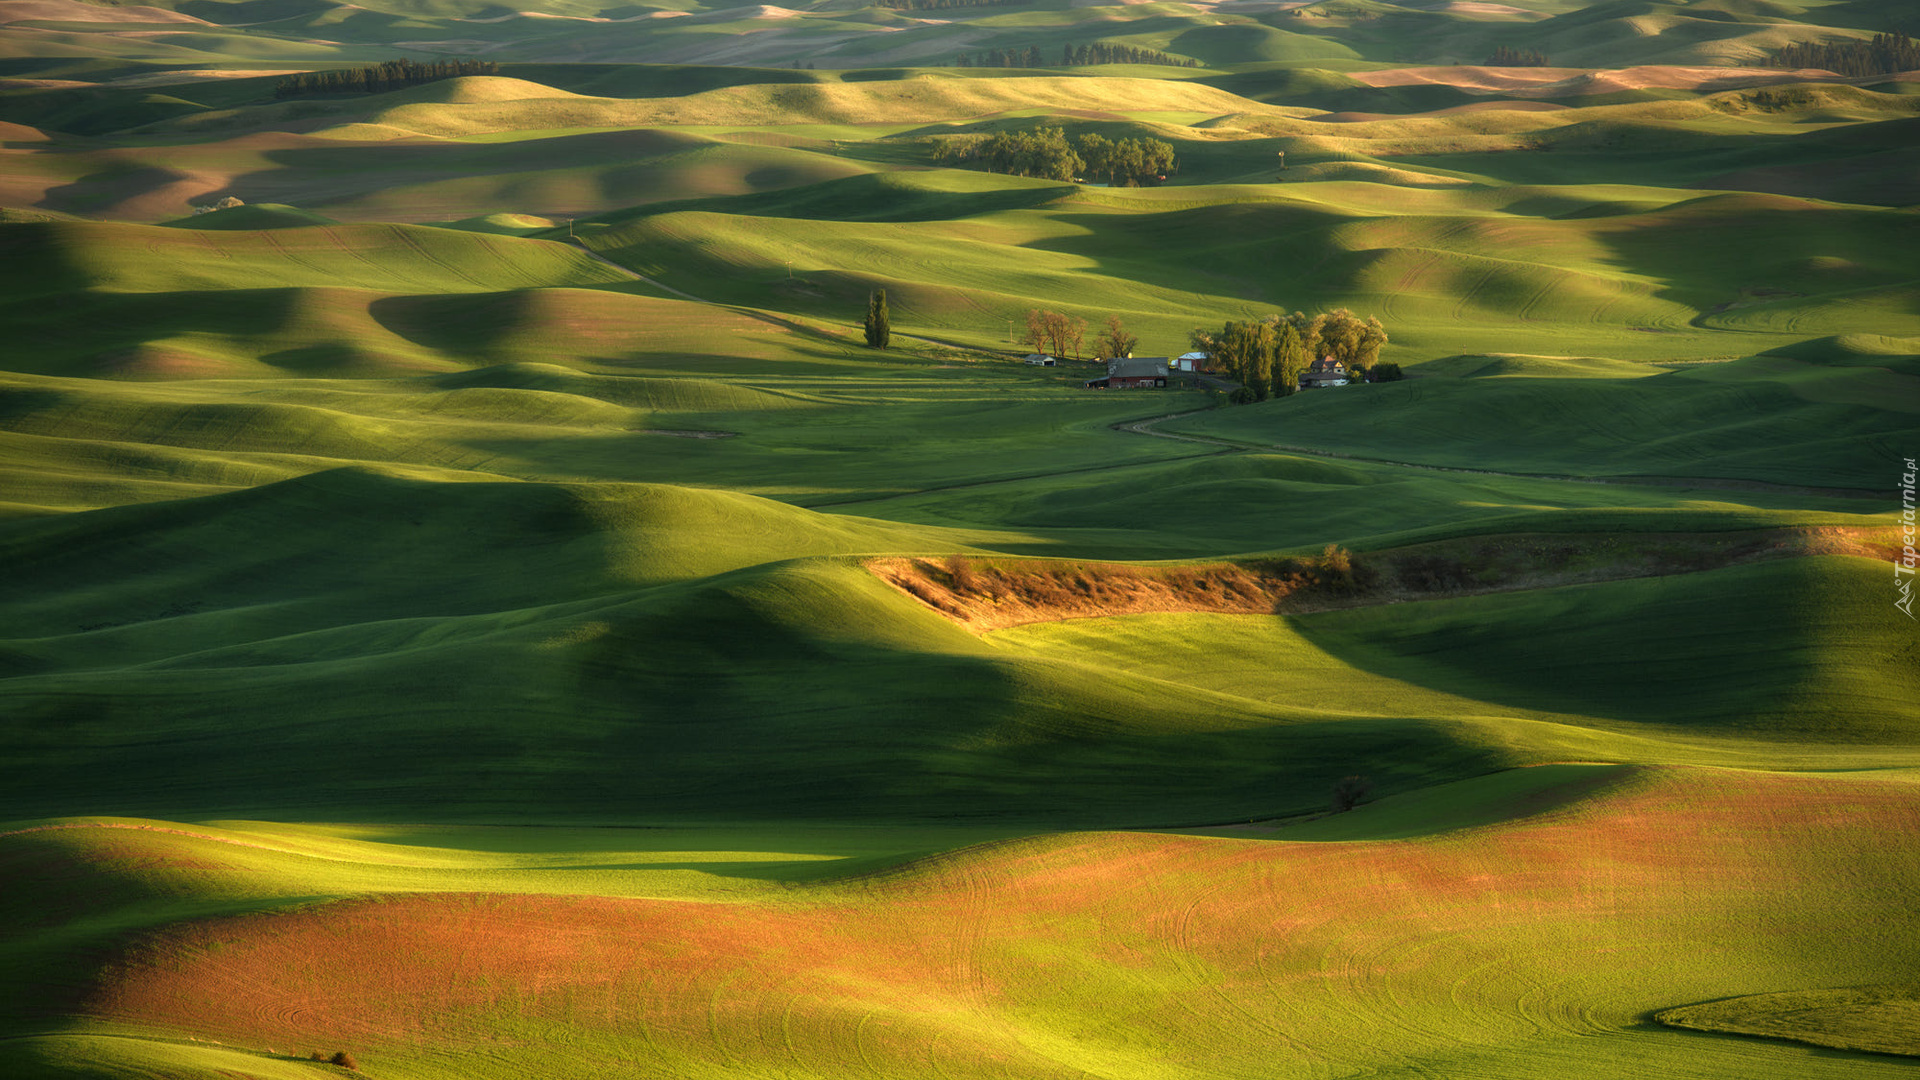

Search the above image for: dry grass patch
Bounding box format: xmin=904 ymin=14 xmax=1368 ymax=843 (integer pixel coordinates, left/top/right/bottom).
xmin=874 ymin=527 xmax=1900 ymax=630
xmin=869 ymin=551 xmax=1364 ymax=631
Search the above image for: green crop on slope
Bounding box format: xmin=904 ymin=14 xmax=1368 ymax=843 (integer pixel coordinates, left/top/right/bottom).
xmin=1163 ymin=353 xmax=1918 ymax=490
xmin=4 ymin=27 xmax=1920 ymax=1079
xmin=0 ymin=219 xmax=631 ymax=298
xmin=1657 ymin=984 xmax=1920 ymax=1057
xmin=3 ymin=461 xmax=1912 ymax=824
xmin=6 ymin=766 xmax=1920 ymax=1078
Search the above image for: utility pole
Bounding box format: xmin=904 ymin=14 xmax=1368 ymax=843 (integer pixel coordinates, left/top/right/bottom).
xmin=566 ymin=217 xmax=575 ymax=240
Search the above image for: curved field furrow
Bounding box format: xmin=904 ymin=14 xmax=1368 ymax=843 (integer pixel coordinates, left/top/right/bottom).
xmin=254 ymin=229 xmax=347 ymax=285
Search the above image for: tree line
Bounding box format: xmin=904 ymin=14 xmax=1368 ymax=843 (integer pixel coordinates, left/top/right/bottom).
xmin=273 ymin=59 xmax=499 ymax=99
xmin=1021 ymin=311 xmax=1140 ymax=362
xmin=1018 ymin=307 xmax=1397 ymax=398
xmin=1483 ymin=45 xmax=1548 ymax=67
xmin=953 ymin=42 xmax=1197 ymax=68
xmin=1771 ymin=31 xmax=1918 ymax=77
xmin=929 ymin=127 xmax=1177 ymax=186
xmin=1190 ymin=309 xmax=1391 ymax=402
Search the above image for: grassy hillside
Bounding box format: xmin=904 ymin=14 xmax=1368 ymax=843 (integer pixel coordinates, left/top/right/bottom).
xmin=1160 ymin=350 xmax=1919 ymax=490
xmin=4 ymin=3 xmax=1920 ymax=1076
xmin=2 ymin=0 xmax=1904 ymax=71
xmin=6 ymin=766 xmax=1920 ymax=1078
xmin=3 ymin=458 xmax=1910 ymax=825
xmin=1657 ymin=984 xmax=1920 ymax=1057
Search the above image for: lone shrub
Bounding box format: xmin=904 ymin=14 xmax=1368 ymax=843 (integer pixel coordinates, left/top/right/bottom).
xmin=945 ymin=554 xmax=978 ymax=593
xmin=328 ymin=1050 xmax=359 ymax=1070
xmin=1319 ymin=544 xmax=1355 ymax=591
xmin=1331 ymin=775 xmax=1371 ymax=813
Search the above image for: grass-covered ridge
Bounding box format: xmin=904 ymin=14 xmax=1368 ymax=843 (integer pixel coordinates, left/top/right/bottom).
xmin=6 ymin=766 xmax=1920 ymax=1079
xmin=1657 ymin=984 xmax=1920 ymax=1058
xmin=4 ymin=2 xmax=1920 ymax=1075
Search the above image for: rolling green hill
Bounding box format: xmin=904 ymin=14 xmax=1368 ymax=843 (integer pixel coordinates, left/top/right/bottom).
xmin=4 ymin=2 xmax=1920 ymax=1076
xmin=1161 ymin=350 xmax=1919 ymax=489
xmin=5 ymin=766 xmax=1920 ymax=1079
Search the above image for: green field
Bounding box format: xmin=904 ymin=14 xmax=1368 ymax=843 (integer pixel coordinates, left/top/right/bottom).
xmin=3 ymin=0 xmax=1919 ymax=1075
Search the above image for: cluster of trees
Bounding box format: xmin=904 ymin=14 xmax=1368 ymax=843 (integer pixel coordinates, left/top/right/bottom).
xmin=1061 ymin=42 xmax=1197 ymax=68
xmin=953 ymin=46 xmax=1048 ymax=69
xmin=931 ymin=127 xmax=1084 ymax=180
xmin=1771 ymin=31 xmax=1918 ymax=77
xmin=1483 ymin=45 xmax=1549 ymax=67
xmin=1019 ymin=312 xmax=1147 ymax=362
xmin=1078 ymin=133 xmax=1177 ymax=187
xmin=930 ymin=128 xmax=1177 ymax=186
xmin=1190 ymin=308 xmax=1388 ymax=402
xmin=953 ymin=42 xmax=1197 ymax=69
xmin=1025 ymin=309 xmax=1086 ymax=360
xmin=273 ymin=59 xmax=499 ymax=99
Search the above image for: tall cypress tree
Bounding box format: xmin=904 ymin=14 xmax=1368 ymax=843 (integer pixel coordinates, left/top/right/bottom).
xmin=864 ymin=289 xmax=891 ymax=349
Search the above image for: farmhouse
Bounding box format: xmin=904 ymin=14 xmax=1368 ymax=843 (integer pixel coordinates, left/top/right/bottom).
xmin=1023 ymin=353 xmax=1056 ymax=366
xmin=1085 ymin=356 xmax=1169 ymax=389
xmin=1299 ymin=357 xmax=1350 ymax=389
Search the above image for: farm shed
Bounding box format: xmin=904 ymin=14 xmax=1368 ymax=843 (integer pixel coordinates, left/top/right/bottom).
xmin=1087 ymin=356 xmax=1170 ymax=389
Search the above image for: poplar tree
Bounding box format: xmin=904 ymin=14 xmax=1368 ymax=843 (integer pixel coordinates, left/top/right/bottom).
xmin=1273 ymin=319 xmax=1308 ymax=397
xmin=864 ymin=289 xmax=891 ymax=349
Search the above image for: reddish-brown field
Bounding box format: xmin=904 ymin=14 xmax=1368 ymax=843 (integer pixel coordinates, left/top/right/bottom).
xmin=41 ymin=767 xmax=1920 ymax=1078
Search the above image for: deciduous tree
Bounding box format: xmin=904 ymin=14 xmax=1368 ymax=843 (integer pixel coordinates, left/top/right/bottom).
xmin=1094 ymin=315 xmax=1138 ymax=359
xmin=1311 ymin=308 xmax=1388 ymax=371
xmin=1187 ymin=326 xmax=1219 ymax=369
xmin=1331 ymin=774 xmax=1370 ymax=813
